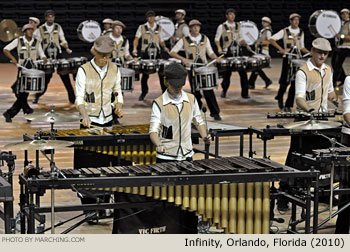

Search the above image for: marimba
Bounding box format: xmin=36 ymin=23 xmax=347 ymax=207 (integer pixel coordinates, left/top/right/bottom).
xmin=19 ymin=156 xmax=319 ymax=234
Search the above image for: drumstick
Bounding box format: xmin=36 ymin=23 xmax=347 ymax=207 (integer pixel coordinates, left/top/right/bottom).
xmin=206 ymin=54 xmax=224 ymax=67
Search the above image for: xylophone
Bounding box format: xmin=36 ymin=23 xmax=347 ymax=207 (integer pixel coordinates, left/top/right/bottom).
xmin=20 ymin=156 xmax=319 ymax=234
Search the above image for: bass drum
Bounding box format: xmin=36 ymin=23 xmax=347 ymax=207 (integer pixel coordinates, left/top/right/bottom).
xmin=77 ymin=20 xmax=101 ymax=43
xmin=155 ymin=16 xmax=174 ymax=41
xmin=239 ymin=21 xmax=259 ymax=46
xmin=308 ymin=10 xmax=341 ymax=38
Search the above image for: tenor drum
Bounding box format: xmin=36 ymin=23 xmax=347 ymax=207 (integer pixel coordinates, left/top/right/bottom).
xmin=291 ymin=59 xmax=307 ymax=68
xmin=140 ymin=59 xmax=157 ymax=74
xmin=308 ymin=10 xmax=341 ymax=38
xmin=37 ymin=60 xmax=56 ymax=74
xmin=217 ymin=58 xmax=231 ymax=73
xmin=128 ymin=61 xmax=141 ymax=81
xmin=77 ymin=20 xmax=102 ymax=43
xmin=119 ymin=67 xmax=135 ymax=91
xmin=168 ymin=58 xmax=182 ymax=64
xmin=156 ymin=59 xmax=172 ymax=75
xmin=230 ymin=57 xmax=248 ymax=72
xmin=155 ymin=16 xmax=175 ymax=41
xmin=239 ymin=21 xmax=259 ymax=46
xmin=57 ymin=59 xmax=72 ymax=75
xmin=252 ymin=54 xmax=270 ymax=68
xmin=194 ymin=66 xmax=218 ymax=90
xmin=246 ymin=57 xmax=261 ymax=72
xmin=19 ymin=69 xmax=45 ymax=93
xmin=69 ymin=57 xmax=88 ymax=74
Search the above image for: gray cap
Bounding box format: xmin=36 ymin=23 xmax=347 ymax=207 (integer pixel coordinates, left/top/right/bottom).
xmin=341 ymin=8 xmax=350 ymax=14
xmin=165 ymin=63 xmax=187 ymax=87
xmin=175 ymin=9 xmax=186 ymax=16
xmin=289 ymin=13 xmax=301 ymax=20
xmin=93 ymin=36 xmax=115 ymax=54
xmin=312 ymin=38 xmax=332 ymax=52
xmin=103 ymin=18 xmax=113 ymax=24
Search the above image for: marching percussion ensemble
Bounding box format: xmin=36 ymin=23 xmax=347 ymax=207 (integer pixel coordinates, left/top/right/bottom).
xmin=1 ymin=5 xmax=350 ymax=235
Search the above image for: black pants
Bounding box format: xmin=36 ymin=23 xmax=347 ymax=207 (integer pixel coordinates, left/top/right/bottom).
xmin=331 ymin=49 xmax=346 ymax=86
xmin=248 ymin=69 xmax=271 ymax=88
xmin=112 ymin=157 xmax=198 ymax=234
xmin=35 ymin=72 xmax=76 ymax=104
xmin=141 ymin=72 xmax=166 ymax=95
xmin=221 ymin=70 xmax=249 ymax=97
xmin=335 ymin=133 xmax=350 ymax=234
xmin=333 ymin=48 xmax=350 ymax=87
xmin=6 ymin=76 xmax=32 ymax=118
xmin=187 ymin=71 xmax=220 ymax=116
xmin=276 ymin=57 xmax=295 ymax=108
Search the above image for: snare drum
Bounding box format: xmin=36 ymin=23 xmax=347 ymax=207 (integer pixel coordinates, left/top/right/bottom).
xmin=140 ymin=59 xmax=157 ymax=74
xmin=308 ymin=10 xmax=341 ymax=38
xmin=291 ymin=59 xmax=307 ymax=69
xmin=252 ymin=54 xmax=270 ymax=68
xmin=57 ymin=59 xmax=72 ymax=75
xmin=194 ymin=66 xmax=218 ymax=90
xmin=246 ymin=57 xmax=261 ymax=72
xmin=37 ymin=60 xmax=56 ymax=74
xmin=231 ymin=57 xmax=248 ymax=72
xmin=77 ymin=20 xmax=102 ymax=43
xmin=119 ymin=67 xmax=135 ymax=91
xmin=156 ymin=59 xmax=172 ymax=75
xmin=19 ymin=68 xmax=45 ymax=93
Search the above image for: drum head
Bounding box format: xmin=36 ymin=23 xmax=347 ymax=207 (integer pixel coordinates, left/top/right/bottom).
xmin=315 ymin=10 xmax=341 ymax=38
xmin=240 ymin=21 xmax=259 ymax=45
xmin=77 ymin=20 xmax=101 ymax=43
xmin=155 ymin=16 xmax=175 ymax=41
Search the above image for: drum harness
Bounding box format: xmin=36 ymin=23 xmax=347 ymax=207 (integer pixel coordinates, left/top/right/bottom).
xmin=144 ymin=25 xmax=160 ymax=59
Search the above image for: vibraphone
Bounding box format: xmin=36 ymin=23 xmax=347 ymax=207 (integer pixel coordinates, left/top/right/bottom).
xmin=19 ymin=156 xmax=319 ymax=234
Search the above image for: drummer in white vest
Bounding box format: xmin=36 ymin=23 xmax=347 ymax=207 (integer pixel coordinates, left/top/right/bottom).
xmin=333 ymin=9 xmax=350 ymax=87
xmin=29 ymin=17 xmax=40 ymax=40
xmin=170 ymin=19 xmax=222 ymax=121
xmin=214 ymin=8 xmax=251 ymax=99
xmin=102 ymin=18 xmax=113 ymax=36
xmin=338 ymin=75 xmax=350 ymax=233
xmin=33 ymin=9 xmax=74 ymax=105
xmin=170 ymin=9 xmax=189 ymax=54
xmin=109 ymin=20 xmax=133 ymax=65
xmin=2 ymin=24 xmax=47 ymax=123
xmin=269 ymin=13 xmax=309 ymax=112
xmin=248 ymin=17 xmax=273 ymax=89
xmin=133 ymin=10 xmax=170 ymax=101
